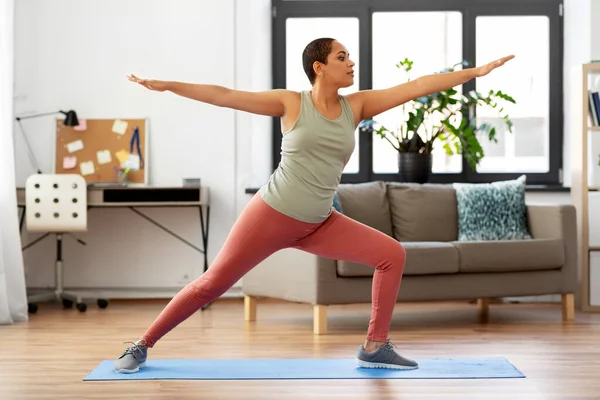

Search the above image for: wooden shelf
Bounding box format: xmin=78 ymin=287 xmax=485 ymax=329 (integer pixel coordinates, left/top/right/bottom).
xmin=573 ymin=63 xmax=600 ymax=313
xmin=583 ymin=63 xmax=600 ymax=72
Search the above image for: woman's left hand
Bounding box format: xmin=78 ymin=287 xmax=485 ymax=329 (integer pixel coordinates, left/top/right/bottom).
xmin=475 ymin=55 xmax=515 ymax=77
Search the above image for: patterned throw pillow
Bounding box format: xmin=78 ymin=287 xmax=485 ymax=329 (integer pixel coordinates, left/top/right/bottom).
xmin=332 ymin=192 xmax=343 ymax=213
xmin=453 ymin=175 xmax=531 ymax=241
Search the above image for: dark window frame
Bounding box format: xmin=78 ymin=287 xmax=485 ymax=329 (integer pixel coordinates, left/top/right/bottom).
xmin=271 ymin=0 xmax=564 ymax=186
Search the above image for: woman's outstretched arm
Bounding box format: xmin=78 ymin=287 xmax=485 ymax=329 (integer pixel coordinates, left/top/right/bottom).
xmin=127 ymin=74 xmax=292 ymax=117
xmin=349 ymin=55 xmax=515 ymax=121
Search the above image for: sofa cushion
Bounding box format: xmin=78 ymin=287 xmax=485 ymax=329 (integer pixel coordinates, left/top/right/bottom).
xmin=336 ymin=181 xmax=393 ymax=237
xmin=453 ymin=175 xmax=532 ymax=241
xmin=452 ymin=238 xmax=564 ymax=273
xmin=387 ymin=183 xmax=458 ymax=242
xmin=336 ymin=242 xmax=459 ymax=277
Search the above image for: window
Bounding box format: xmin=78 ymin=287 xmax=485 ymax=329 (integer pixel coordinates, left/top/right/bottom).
xmin=271 ymin=0 xmax=564 ymax=186
xmin=475 ymin=15 xmax=550 ymax=174
xmin=371 ymin=11 xmax=463 ymax=175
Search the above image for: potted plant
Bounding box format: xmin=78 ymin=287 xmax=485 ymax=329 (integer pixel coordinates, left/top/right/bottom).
xmin=359 ymin=58 xmax=516 ymax=183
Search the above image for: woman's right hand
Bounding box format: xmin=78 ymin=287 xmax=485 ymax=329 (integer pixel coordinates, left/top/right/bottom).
xmin=127 ymin=74 xmax=169 ymax=92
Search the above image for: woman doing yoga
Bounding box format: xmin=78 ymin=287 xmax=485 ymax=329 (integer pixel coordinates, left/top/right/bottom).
xmin=115 ymin=37 xmax=513 ymax=373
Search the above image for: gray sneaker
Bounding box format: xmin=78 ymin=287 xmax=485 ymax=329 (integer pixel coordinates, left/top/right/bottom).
xmin=356 ymin=339 xmax=418 ymax=370
xmin=114 ymin=341 xmax=148 ymax=373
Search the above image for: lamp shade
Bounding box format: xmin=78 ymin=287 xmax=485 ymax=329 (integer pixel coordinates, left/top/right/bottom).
xmin=61 ymin=110 xmax=79 ymax=126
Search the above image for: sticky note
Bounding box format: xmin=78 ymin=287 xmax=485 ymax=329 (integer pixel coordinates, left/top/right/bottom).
xmin=121 ymin=153 xmax=140 ymax=170
xmin=74 ymin=119 xmax=87 ymax=131
xmin=96 ymin=149 xmax=112 ymax=165
xmin=80 ymin=161 xmax=95 ymax=176
xmin=112 ymin=119 xmax=128 ymax=135
xmin=115 ymin=149 xmax=129 ymax=164
xmin=67 ymin=139 xmax=84 ymax=153
xmin=63 ymin=156 xmax=77 ymax=169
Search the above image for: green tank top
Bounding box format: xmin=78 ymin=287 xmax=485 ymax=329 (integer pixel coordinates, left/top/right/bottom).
xmin=259 ymin=90 xmax=356 ymax=223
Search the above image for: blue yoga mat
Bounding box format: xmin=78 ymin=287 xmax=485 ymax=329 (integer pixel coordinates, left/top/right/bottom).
xmin=84 ymin=357 xmax=525 ymax=381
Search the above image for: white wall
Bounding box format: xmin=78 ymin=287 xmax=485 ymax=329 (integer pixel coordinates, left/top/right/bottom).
xmin=592 ymin=0 xmax=600 ymax=61
xmin=14 ymin=0 xmax=237 ymax=294
xmin=234 ymin=0 xmax=273 ymax=217
xmin=562 ymin=0 xmax=591 ymax=188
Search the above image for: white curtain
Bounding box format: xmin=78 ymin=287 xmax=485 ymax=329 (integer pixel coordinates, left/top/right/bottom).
xmin=0 ymin=0 xmax=28 ymax=324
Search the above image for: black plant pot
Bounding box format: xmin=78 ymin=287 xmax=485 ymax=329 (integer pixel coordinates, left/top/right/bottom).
xmin=398 ymin=152 xmax=432 ymax=183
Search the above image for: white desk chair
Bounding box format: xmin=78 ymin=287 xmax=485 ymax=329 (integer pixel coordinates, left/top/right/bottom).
xmin=25 ymin=174 xmax=100 ymax=313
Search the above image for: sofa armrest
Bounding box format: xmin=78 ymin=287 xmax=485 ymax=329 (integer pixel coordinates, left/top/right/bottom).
xmin=527 ymin=204 xmax=578 ymax=293
xmin=241 ymin=248 xmax=338 ymax=304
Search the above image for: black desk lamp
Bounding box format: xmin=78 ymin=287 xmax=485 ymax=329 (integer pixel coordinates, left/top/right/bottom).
xmin=15 ymin=110 xmax=79 ymax=173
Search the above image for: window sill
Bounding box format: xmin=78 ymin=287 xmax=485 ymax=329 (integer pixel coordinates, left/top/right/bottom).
xmin=524 ymin=185 xmax=570 ymax=192
xmin=245 ymin=185 xmax=570 ymax=194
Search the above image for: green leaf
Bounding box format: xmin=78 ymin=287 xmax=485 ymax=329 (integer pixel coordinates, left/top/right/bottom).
xmin=443 ymin=141 xmax=454 ymax=155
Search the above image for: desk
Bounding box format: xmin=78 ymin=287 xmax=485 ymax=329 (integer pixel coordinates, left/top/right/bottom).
xmin=17 ymin=184 xmax=210 ymax=281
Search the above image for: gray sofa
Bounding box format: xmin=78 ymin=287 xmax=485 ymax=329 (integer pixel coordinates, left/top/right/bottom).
xmin=242 ymin=181 xmax=577 ymax=334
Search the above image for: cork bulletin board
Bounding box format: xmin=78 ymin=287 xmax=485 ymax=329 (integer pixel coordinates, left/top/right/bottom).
xmin=55 ymin=118 xmax=148 ymax=184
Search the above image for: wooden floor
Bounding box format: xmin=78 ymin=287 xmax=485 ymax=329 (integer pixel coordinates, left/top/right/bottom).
xmin=1 ymin=298 xmax=599 ymax=400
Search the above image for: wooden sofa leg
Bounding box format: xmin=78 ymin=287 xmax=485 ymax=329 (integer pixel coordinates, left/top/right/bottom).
xmin=244 ymin=295 xmax=257 ymax=322
xmin=562 ymin=293 xmax=575 ymax=321
xmin=477 ymin=298 xmax=489 ymax=321
xmin=313 ymin=305 xmax=327 ymax=335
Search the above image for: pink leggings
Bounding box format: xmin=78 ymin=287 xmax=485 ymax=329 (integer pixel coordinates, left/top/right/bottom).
xmin=141 ymin=194 xmax=406 ymax=346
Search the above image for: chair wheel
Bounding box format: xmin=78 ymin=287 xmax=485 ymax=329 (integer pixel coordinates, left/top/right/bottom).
xmin=97 ymin=299 xmax=109 ymax=309
xmin=28 ymin=303 xmax=38 ymax=314
xmin=76 ymin=303 xmax=87 ymax=312
xmin=62 ymin=299 xmax=73 ymax=309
